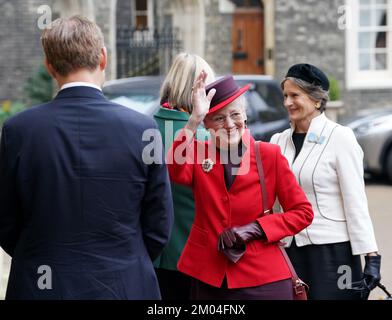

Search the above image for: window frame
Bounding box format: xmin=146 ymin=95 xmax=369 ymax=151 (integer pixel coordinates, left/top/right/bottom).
xmin=346 ymin=0 xmax=392 ymax=89
xmin=132 ymin=0 xmax=154 ymax=31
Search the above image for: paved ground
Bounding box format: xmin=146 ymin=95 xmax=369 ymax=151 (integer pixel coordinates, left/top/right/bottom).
xmin=365 ymin=176 xmax=392 ymax=300
xmin=1 ymin=176 xmax=391 ymax=300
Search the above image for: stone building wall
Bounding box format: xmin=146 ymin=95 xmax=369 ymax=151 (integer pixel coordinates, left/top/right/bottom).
xmin=4 ymin=0 xmax=390 ymax=113
xmin=274 ymin=0 xmax=346 ymax=89
xmin=274 ymin=0 xmax=392 ymax=115
xmin=157 ymin=0 xmax=233 ymax=75
xmin=94 ymin=0 xmax=117 ymax=80
xmin=0 ymin=0 xmax=116 ymax=102
xmin=0 ymin=0 xmax=234 ymax=102
xmin=0 ymin=0 xmax=46 ymax=102
xmin=116 ymin=0 xmax=132 ymax=27
xmin=204 ymin=0 xmax=233 ymax=75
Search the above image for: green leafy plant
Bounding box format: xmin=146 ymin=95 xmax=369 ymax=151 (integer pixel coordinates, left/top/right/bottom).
xmin=1 ymin=65 xmax=53 ymax=128
xmin=328 ymin=76 xmax=341 ymax=101
xmin=0 ymin=100 xmax=26 ymax=127
xmin=24 ymin=64 xmax=53 ymax=105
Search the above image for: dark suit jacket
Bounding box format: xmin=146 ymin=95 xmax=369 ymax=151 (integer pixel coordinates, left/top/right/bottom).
xmin=0 ymin=86 xmax=173 ymax=299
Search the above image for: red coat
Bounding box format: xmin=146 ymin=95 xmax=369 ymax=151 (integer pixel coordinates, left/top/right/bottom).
xmin=167 ymin=129 xmax=313 ymax=288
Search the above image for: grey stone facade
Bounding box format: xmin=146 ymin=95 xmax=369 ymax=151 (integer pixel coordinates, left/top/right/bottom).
xmin=0 ymin=0 xmax=232 ymax=101
xmin=116 ymin=0 xmax=132 ymax=27
xmin=1 ymin=0 xmax=391 ymax=114
xmin=0 ymin=0 xmax=46 ymax=102
xmin=275 ymin=0 xmax=346 ymax=82
xmin=94 ymin=0 xmax=117 ymax=80
xmin=155 ymin=0 xmax=232 ymax=74
xmin=204 ymin=0 xmax=233 ymax=75
xmin=154 ymin=0 xmax=233 ymax=75
xmin=0 ymin=0 xmax=115 ymax=102
xmin=274 ymin=0 xmax=392 ymax=115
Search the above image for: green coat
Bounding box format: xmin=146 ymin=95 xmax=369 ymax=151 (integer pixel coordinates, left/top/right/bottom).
xmin=153 ymin=107 xmax=209 ymax=270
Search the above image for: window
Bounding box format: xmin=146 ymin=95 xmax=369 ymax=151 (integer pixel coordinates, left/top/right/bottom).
xmin=135 ymin=0 xmax=148 ymax=29
xmin=131 ymin=0 xmax=154 ymax=42
xmin=346 ymin=0 xmax=392 ymax=89
xmin=358 ymin=0 xmax=388 ymax=71
xmin=132 ymin=0 xmax=153 ymax=30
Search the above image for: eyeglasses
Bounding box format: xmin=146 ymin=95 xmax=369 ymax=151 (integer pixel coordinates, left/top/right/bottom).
xmin=209 ymin=112 xmax=244 ymax=126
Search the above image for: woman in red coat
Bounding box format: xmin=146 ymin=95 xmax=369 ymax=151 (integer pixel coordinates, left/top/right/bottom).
xmin=167 ymin=72 xmax=314 ymax=299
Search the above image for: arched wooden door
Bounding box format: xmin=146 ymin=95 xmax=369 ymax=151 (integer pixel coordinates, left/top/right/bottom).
xmin=232 ymin=1 xmax=264 ymax=74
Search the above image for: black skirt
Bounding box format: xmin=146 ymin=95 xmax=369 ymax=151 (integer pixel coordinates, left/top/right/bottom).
xmin=286 ymin=240 xmax=363 ymax=300
xmin=190 ymin=277 xmax=293 ymax=300
xmin=155 ymin=268 xmax=192 ymax=300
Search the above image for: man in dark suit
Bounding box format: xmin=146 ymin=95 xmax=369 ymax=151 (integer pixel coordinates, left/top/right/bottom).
xmin=0 ymin=15 xmax=173 ymax=299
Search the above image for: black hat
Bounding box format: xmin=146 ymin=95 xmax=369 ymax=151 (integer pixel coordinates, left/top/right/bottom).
xmin=286 ymin=63 xmax=330 ymax=91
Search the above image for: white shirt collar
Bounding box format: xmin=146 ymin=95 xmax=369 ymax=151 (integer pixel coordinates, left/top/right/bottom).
xmin=60 ymin=82 xmax=102 ymax=92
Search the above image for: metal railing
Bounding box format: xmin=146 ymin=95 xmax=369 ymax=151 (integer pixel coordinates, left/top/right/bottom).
xmin=116 ymin=27 xmax=182 ymax=78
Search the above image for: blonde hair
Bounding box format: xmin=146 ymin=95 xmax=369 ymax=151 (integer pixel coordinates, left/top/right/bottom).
xmin=160 ymin=53 xmax=215 ymax=114
xmin=41 ymin=15 xmax=104 ymax=77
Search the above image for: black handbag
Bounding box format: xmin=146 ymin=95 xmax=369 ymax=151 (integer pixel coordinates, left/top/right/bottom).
xmin=255 ymin=141 xmax=309 ymax=300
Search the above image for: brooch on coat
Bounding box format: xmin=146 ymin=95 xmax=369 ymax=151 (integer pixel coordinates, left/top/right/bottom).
xmin=307 ymin=132 xmax=326 ymax=145
xmin=202 ymin=158 xmax=214 ymax=173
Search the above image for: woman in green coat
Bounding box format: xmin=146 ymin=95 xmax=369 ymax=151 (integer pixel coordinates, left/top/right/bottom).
xmin=154 ymin=53 xmax=215 ymax=300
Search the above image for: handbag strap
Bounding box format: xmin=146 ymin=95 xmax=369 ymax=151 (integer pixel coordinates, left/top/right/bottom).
xmin=254 ymin=142 xmax=270 ymax=215
xmin=254 ymin=141 xmax=300 ymax=281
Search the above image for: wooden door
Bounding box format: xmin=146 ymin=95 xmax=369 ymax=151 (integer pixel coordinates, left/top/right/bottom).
xmin=232 ymin=9 xmax=265 ymax=74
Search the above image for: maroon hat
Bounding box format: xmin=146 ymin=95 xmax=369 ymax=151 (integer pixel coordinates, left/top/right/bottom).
xmin=206 ymin=76 xmax=250 ymax=114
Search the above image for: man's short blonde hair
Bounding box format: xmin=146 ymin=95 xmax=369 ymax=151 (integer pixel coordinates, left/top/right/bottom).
xmin=160 ymin=53 xmax=215 ymax=114
xmin=41 ymin=15 xmax=104 ymax=77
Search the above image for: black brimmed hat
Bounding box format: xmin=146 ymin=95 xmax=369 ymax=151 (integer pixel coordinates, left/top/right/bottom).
xmin=286 ymin=63 xmax=330 ymax=91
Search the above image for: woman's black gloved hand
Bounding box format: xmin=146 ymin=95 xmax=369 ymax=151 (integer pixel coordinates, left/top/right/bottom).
xmin=351 ymin=254 xmax=381 ymax=300
xmin=218 ymin=222 xmax=265 ymax=263
xmin=363 ymin=255 xmax=382 ymax=290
